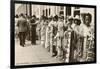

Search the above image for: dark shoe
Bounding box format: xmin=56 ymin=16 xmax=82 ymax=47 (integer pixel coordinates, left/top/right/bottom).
xmin=22 ymin=44 xmax=25 ymax=47
xmin=31 ymin=43 xmax=35 ymax=45
xmin=20 ymin=44 xmax=24 ymax=47
xmin=52 ymin=54 xmax=57 ymax=57
xmin=34 ymin=43 xmax=36 ymax=45
xmin=32 ymin=43 xmax=36 ymax=45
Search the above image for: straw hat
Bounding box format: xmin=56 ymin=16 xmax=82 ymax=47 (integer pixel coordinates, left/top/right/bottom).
xmin=59 ymin=16 xmax=64 ymax=19
xmin=74 ymin=15 xmax=80 ymax=20
xmin=68 ymin=16 xmax=73 ymax=20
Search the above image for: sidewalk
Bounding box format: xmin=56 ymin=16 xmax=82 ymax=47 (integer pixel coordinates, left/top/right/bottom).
xmin=15 ymin=39 xmax=63 ymax=66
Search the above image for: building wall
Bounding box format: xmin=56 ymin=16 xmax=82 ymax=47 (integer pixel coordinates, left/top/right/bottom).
xmin=15 ymin=4 xmax=27 ymax=15
xmin=15 ymin=4 xmax=94 ymax=24
xmin=15 ymin=4 xmax=69 ymax=18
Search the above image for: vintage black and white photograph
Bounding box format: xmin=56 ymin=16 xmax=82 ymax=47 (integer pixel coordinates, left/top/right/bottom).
xmin=11 ymin=0 xmax=96 ymax=68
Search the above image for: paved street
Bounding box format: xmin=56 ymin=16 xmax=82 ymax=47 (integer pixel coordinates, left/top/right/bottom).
xmin=15 ymin=39 xmax=63 ymax=66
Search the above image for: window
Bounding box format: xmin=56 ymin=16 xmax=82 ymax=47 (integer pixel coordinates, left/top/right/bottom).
xmin=59 ymin=11 xmax=64 ymax=16
xmin=49 ymin=8 xmax=50 ymax=16
xmin=74 ymin=10 xmax=80 ymax=17
xmin=66 ymin=7 xmax=71 ymax=16
xmin=60 ymin=6 xmax=64 ymax=10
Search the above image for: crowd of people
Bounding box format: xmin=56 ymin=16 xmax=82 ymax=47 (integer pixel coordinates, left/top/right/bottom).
xmin=15 ymin=13 xmax=95 ymax=63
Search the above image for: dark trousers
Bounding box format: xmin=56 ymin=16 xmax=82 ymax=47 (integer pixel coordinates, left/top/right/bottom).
xmin=26 ymin=30 xmax=31 ymax=41
xmin=69 ymin=31 xmax=75 ymax=62
xmin=19 ymin=32 xmax=26 ymax=46
xmin=31 ymin=27 xmax=36 ymax=44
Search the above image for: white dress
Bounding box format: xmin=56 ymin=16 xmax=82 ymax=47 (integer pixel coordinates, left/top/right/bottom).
xmin=80 ymin=23 xmax=94 ymax=61
xmin=45 ymin=25 xmax=50 ymax=48
xmin=15 ymin=18 xmax=19 ymax=38
xmin=41 ymin=21 xmax=46 ymax=47
xmin=56 ymin=21 xmax=64 ymax=47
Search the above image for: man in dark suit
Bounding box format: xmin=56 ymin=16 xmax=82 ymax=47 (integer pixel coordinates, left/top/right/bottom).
xmin=30 ymin=15 xmax=37 ymax=45
xmin=17 ymin=13 xmax=28 ymax=47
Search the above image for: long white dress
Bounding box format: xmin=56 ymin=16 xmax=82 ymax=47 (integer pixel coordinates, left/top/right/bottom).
xmin=80 ymin=23 xmax=94 ymax=61
xmin=56 ymin=21 xmax=64 ymax=57
xmin=49 ymin=21 xmax=54 ymax=55
xmin=15 ymin=18 xmax=19 ymax=39
xmin=41 ymin=21 xmax=46 ymax=47
xmin=45 ymin=25 xmax=50 ymax=49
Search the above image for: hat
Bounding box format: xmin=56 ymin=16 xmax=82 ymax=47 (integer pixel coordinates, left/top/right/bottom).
xmin=68 ymin=16 xmax=73 ymax=20
xmin=48 ymin=16 xmax=53 ymax=19
xmin=74 ymin=15 xmax=80 ymax=20
xmin=53 ymin=15 xmax=58 ymax=21
xmin=32 ymin=15 xmax=36 ymax=18
xmin=59 ymin=16 xmax=64 ymax=19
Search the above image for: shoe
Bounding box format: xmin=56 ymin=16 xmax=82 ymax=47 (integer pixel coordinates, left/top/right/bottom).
xmin=21 ymin=44 xmax=25 ymax=47
xmin=22 ymin=45 xmax=24 ymax=47
xmin=20 ymin=45 xmax=24 ymax=47
xmin=33 ymin=43 xmax=36 ymax=45
xmin=31 ymin=42 xmax=36 ymax=44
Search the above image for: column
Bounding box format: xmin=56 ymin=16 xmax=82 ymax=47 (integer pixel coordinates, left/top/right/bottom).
xmin=29 ymin=3 xmax=32 ymax=16
xmin=64 ymin=6 xmax=66 ymax=23
xmin=71 ymin=7 xmax=74 ymax=17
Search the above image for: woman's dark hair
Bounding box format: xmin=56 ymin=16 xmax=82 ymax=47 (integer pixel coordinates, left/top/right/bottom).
xmin=48 ymin=16 xmax=53 ymax=21
xmin=85 ymin=13 xmax=92 ymax=23
xmin=44 ymin=16 xmax=48 ymax=20
xmin=32 ymin=15 xmax=36 ymax=19
xmin=53 ymin=15 xmax=58 ymax=21
xmin=74 ymin=19 xmax=81 ymax=25
xmin=40 ymin=15 xmax=45 ymax=20
xmin=15 ymin=14 xmax=19 ymax=18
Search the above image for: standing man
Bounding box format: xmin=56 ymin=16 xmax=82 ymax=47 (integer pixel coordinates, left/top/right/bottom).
xmin=30 ymin=15 xmax=37 ymax=45
xmin=17 ymin=13 xmax=28 ymax=47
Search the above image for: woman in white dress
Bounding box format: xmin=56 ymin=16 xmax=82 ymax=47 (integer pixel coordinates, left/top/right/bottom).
xmin=45 ymin=17 xmax=50 ymax=50
xmin=80 ymin=13 xmax=94 ymax=61
xmin=40 ymin=16 xmax=47 ymax=47
xmin=54 ymin=16 xmax=64 ymax=60
xmin=48 ymin=18 xmax=54 ymax=56
xmin=15 ymin=14 xmax=19 ymax=39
